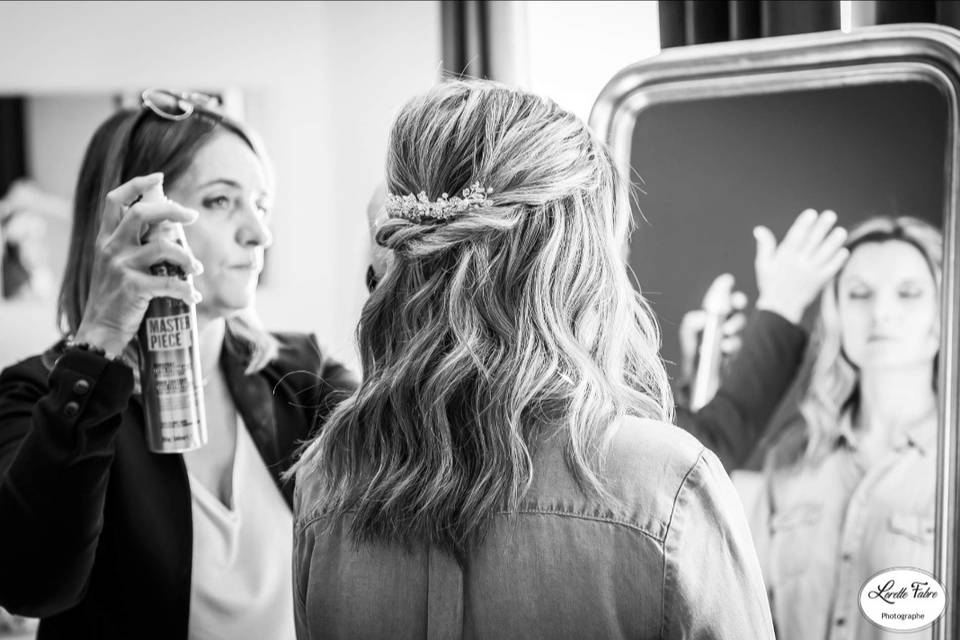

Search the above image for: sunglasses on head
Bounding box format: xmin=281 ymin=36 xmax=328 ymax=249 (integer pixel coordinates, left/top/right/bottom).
xmin=140 ymin=88 xmax=223 ymax=122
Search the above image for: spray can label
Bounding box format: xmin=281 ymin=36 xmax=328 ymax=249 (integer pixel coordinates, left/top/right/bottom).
xmin=139 ymin=299 xmax=207 ymax=451
xmin=145 ymin=313 xmax=193 ymax=351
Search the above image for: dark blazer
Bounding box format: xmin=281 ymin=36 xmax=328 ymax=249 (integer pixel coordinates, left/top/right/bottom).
xmin=674 ymin=310 xmax=808 ymax=471
xmin=0 ymin=331 xmax=357 ymax=639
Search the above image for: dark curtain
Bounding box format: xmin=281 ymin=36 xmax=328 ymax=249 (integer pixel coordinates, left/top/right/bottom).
xmin=0 ymin=97 xmax=28 ymax=298
xmin=440 ymin=0 xmax=490 ymax=79
xmin=0 ymin=97 xmax=26 ymax=198
xmin=659 ymin=0 xmax=840 ymax=48
xmin=871 ymin=0 xmax=960 ymax=28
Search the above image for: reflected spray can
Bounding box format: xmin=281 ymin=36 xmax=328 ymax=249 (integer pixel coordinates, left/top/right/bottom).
xmin=690 ymin=311 xmax=724 ymax=412
xmin=136 ymin=182 xmax=208 ymax=453
xmin=690 ymin=278 xmax=734 ymax=412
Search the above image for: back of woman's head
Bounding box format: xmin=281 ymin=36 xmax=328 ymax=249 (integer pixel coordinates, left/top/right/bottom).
xmin=294 ymin=80 xmax=671 ymax=555
xmin=789 ymin=215 xmax=942 ymax=465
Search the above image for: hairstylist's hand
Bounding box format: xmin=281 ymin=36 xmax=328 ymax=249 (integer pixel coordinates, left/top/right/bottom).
xmin=754 ymin=209 xmax=849 ymax=324
xmin=679 ymin=273 xmax=749 ymax=384
xmin=73 ymin=173 xmax=203 ymax=358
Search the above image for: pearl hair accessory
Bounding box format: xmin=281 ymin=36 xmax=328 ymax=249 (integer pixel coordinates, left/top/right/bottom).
xmin=385 ymin=182 xmax=493 ymax=222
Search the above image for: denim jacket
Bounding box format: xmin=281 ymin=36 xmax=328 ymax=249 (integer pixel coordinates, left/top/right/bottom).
xmin=293 ymin=417 xmax=775 ymax=639
xmin=743 ymin=416 xmax=937 ymax=640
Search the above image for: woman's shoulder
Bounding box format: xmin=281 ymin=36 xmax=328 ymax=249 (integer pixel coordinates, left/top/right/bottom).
xmin=606 ymin=416 xmax=708 ymax=479
xmin=591 ymin=417 xmax=715 ymax=535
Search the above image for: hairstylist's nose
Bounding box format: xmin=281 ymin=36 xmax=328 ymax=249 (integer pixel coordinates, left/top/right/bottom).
xmin=237 ymin=204 xmax=273 ymax=249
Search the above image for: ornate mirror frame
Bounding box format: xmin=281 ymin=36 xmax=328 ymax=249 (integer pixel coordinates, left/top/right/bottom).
xmin=591 ymin=24 xmax=960 ymax=638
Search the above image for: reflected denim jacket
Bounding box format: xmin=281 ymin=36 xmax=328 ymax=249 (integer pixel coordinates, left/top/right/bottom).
xmin=293 ymin=418 xmax=775 ymax=639
xmin=744 ymin=418 xmax=937 ymax=640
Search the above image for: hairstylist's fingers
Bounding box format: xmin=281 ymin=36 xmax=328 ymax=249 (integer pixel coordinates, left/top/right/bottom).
xmin=102 ymin=173 xmax=165 ymax=234
xmin=129 ymin=239 xmax=203 ymax=276
xmin=112 ymin=201 xmax=199 ymax=245
xmin=821 ymin=247 xmax=851 ymax=279
xmin=811 ymin=225 xmax=848 ymax=265
xmin=722 ymin=311 xmax=747 ymax=338
xmin=801 ymin=209 xmax=838 ymax=253
xmin=730 ymin=290 xmax=749 ymax=311
xmin=702 ymin=273 xmax=735 ymax=313
xmin=720 ymin=335 xmax=742 ymax=356
xmin=131 ymin=271 xmax=203 ymax=306
xmin=780 ymin=208 xmax=818 ymax=251
xmin=753 ymin=226 xmax=777 ymax=268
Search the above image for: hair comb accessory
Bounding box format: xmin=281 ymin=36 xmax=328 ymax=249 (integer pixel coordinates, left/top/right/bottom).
xmin=385 ymin=182 xmax=493 ymax=222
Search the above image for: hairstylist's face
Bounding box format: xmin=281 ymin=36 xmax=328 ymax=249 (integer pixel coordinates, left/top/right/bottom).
xmin=167 ymin=132 xmax=273 ymax=319
xmin=838 ymin=240 xmax=939 ymax=371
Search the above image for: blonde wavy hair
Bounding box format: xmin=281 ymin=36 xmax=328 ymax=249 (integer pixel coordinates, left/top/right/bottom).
xmin=292 ymin=80 xmax=672 ymax=554
xmin=785 ymin=216 xmax=942 ymax=466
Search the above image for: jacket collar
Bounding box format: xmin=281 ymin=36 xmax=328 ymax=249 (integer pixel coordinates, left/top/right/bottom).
xmin=221 ymin=327 xmax=281 ymax=466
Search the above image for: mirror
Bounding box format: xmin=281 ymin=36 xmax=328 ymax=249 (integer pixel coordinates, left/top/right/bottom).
xmin=592 ymin=24 xmax=960 ymax=639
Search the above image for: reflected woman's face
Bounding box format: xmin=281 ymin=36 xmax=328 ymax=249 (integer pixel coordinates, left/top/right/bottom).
xmin=837 ymin=240 xmax=939 ymax=371
xmin=166 ymin=132 xmax=273 ymax=319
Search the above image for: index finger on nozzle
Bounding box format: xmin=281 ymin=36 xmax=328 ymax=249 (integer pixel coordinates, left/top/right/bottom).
xmin=106 ymin=173 xmax=164 ymax=208
xmin=130 ymin=201 xmax=199 ymax=226
xmin=705 ymin=272 xmax=735 ymax=296
xmin=102 ymin=173 xmax=165 ymax=232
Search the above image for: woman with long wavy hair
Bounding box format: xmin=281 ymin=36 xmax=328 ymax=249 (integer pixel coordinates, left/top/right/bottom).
xmin=291 ymin=80 xmax=774 ymax=639
xmin=747 ymin=216 xmax=942 ymax=640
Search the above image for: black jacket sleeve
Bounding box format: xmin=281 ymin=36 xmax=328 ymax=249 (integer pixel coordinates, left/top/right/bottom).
xmin=674 ymin=310 xmax=807 ymax=471
xmin=0 ymin=349 xmax=134 ymax=616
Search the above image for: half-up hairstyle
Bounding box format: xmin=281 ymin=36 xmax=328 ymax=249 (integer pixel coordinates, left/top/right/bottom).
xmin=292 ymin=80 xmax=672 ymax=555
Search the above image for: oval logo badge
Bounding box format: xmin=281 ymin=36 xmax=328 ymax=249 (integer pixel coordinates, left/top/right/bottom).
xmin=859 ymin=567 xmax=946 ymax=632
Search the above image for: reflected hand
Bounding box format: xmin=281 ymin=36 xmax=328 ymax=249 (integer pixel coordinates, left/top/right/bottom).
xmin=754 ymin=209 xmax=849 ymax=324
xmin=679 ymin=273 xmax=748 ymax=383
xmin=73 ymin=173 xmax=203 ymax=358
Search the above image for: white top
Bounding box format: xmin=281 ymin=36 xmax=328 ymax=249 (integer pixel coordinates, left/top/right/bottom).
xmin=187 ymin=417 xmax=295 ymax=640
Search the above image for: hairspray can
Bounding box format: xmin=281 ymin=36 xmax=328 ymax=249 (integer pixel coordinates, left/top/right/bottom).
xmin=136 ymin=182 xmax=207 ymax=453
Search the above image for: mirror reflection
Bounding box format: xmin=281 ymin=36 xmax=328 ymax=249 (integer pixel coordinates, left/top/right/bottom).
xmin=625 ymin=80 xmax=949 ymax=639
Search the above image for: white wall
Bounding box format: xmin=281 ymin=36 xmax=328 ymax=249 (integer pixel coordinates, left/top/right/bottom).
xmin=0 ymin=0 xmax=442 ymax=369
xmin=525 ymin=1 xmax=660 ymax=122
